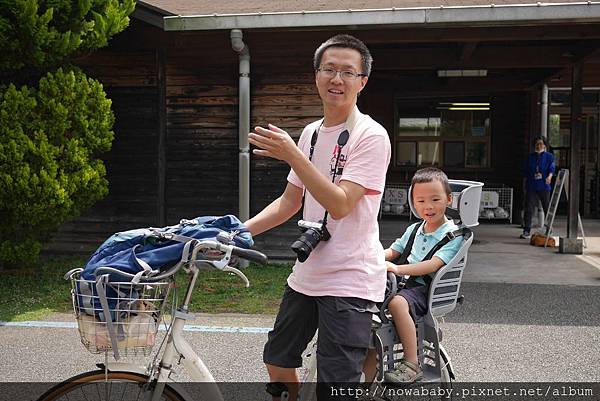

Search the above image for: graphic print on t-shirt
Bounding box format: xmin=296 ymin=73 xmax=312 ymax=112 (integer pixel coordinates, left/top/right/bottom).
xmin=329 ymin=144 xmax=347 ymax=180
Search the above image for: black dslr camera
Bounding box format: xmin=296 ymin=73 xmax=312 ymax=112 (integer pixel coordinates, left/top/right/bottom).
xmin=290 ymin=220 xmax=331 ymax=262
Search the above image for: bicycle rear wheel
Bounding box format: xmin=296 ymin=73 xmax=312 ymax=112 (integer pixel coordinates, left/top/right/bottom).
xmin=297 ymin=335 xmax=318 ymax=401
xmin=37 ymin=370 xmax=186 ymax=401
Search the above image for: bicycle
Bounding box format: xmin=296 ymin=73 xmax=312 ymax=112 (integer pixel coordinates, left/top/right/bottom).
xmin=37 ymin=236 xmax=268 ymax=401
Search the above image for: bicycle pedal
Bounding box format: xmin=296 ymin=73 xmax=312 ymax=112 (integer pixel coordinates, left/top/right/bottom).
xmin=266 ymin=382 xmax=289 ymax=398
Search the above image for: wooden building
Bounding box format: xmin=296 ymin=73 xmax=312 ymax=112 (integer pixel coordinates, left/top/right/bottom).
xmin=47 ymin=0 xmax=600 ymax=258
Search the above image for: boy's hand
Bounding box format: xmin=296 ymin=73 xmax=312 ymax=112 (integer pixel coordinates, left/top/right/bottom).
xmin=386 ymin=261 xmax=403 ymax=275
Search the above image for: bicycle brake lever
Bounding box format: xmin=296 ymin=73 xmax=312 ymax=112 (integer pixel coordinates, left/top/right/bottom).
xmin=222 ymin=265 xmax=250 ymax=288
xmin=207 ymin=245 xmax=234 ymax=270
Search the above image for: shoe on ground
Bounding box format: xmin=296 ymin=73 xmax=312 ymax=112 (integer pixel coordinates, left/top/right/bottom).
xmin=384 ymin=359 xmax=423 ymax=385
xmin=519 ymin=232 xmax=531 ymax=239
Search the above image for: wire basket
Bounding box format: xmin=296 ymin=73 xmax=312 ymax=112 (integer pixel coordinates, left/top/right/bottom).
xmin=69 ymin=272 xmax=171 ymax=357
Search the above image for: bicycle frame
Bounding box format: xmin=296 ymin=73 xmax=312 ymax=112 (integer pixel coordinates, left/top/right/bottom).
xmin=102 ymin=261 xmax=230 ymax=401
xmin=291 ymin=313 xmax=456 ymax=401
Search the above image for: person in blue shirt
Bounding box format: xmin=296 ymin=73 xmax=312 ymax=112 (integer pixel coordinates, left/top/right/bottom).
xmin=363 ymin=168 xmax=463 ymax=384
xmin=521 ymin=136 xmax=555 ymax=239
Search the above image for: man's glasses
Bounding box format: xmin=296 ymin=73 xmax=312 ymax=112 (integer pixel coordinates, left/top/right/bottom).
xmin=317 ymin=67 xmax=366 ymax=80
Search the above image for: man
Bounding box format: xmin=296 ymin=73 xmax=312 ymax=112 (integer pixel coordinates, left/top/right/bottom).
xmin=521 ymin=136 xmax=555 ymax=239
xmin=246 ymin=34 xmax=391 ymax=400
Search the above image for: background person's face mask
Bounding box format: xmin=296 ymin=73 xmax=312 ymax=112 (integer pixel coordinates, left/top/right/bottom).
xmin=534 ymin=140 xmax=546 ymax=153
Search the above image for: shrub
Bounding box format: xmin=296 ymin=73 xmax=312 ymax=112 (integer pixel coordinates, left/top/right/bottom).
xmin=0 ymin=68 xmax=114 ymax=266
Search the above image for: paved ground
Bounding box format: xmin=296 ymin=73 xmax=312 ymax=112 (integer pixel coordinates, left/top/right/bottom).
xmin=0 ymin=217 xmax=599 ymax=398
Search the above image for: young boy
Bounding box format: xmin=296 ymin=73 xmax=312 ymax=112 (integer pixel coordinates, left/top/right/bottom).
xmin=365 ymin=167 xmax=463 ymax=384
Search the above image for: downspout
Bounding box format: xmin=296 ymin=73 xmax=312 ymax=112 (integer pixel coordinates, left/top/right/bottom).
xmin=541 ymin=84 xmax=549 ymax=138
xmin=231 ymin=29 xmax=250 ymax=225
xmin=538 ymin=84 xmax=549 ymax=227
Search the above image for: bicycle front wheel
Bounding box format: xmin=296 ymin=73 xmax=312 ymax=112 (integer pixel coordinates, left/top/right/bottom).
xmin=37 ymin=370 xmax=186 ymax=401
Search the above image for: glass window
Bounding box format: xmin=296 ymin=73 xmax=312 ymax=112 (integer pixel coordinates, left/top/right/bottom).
xmin=553 ymin=149 xmax=567 ymax=168
xmin=471 ymin=111 xmax=490 ymax=137
xmin=548 ymin=112 xmax=571 ymax=147
xmin=395 ymin=97 xmax=491 ymax=168
xmin=396 ymin=142 xmax=416 ymax=166
xmin=550 ymin=92 xmax=570 ymax=106
xmin=466 ymin=142 xmax=487 ymax=167
xmin=440 ymin=110 xmax=468 ymax=137
xmin=398 ymin=117 xmax=440 ymax=137
xmin=583 ymin=92 xmax=599 ymax=107
xmin=549 ymin=114 xmax=561 ymax=148
xmin=550 ymin=90 xmax=599 ymax=107
xmin=444 ymin=142 xmax=465 ymax=168
xmin=418 ymin=142 xmax=439 ymax=165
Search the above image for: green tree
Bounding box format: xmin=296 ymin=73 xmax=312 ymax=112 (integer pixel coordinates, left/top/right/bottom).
xmin=0 ymin=0 xmax=135 ymax=72
xmin=0 ymin=0 xmax=134 ymax=266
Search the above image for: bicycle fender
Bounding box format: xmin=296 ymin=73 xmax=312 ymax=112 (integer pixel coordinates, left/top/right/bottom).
xmin=102 ymin=363 xmax=196 ymax=401
xmin=438 ymin=344 xmax=456 ymax=380
xmin=104 ymin=362 xmax=147 ymax=375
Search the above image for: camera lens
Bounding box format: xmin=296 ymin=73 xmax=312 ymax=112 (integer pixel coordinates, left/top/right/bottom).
xmin=290 ymin=240 xmax=311 ymax=262
xmin=291 ymin=228 xmax=322 ymax=262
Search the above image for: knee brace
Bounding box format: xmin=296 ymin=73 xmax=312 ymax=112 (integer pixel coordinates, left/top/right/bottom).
xmin=265 ymin=382 xmax=289 ymax=400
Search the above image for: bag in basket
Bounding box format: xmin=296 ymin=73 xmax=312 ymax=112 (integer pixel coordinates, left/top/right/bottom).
xmin=77 ymin=215 xmax=253 ymax=319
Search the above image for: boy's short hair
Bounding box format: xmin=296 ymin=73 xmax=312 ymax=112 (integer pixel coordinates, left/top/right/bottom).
xmin=313 ymin=34 xmax=373 ymax=77
xmin=411 ymin=167 xmax=452 ymax=196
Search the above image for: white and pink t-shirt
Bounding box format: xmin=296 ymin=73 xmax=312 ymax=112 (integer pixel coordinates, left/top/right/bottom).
xmin=287 ymin=107 xmax=391 ymax=302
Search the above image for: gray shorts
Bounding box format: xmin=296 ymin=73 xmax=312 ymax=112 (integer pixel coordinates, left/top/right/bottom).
xmin=263 ymin=285 xmax=377 ymax=383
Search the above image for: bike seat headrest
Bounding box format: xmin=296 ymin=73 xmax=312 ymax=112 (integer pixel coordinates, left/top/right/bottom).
xmin=408 ymin=179 xmax=483 ymax=227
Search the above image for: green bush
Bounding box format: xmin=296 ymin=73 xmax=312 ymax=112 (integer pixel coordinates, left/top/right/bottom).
xmin=0 ymin=0 xmax=135 ymax=72
xmin=0 ymin=68 xmax=114 ymax=266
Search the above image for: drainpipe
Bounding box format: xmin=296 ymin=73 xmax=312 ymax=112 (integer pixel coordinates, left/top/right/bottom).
xmin=231 ymin=29 xmax=250 ymax=226
xmin=541 ymin=84 xmax=548 ymax=138
xmin=537 ymin=84 xmax=549 ymax=227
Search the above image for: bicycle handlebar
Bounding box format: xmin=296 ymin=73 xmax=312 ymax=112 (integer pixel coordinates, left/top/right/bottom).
xmin=90 ymin=240 xmax=268 ymax=283
xmin=230 ymin=246 xmax=268 ymax=265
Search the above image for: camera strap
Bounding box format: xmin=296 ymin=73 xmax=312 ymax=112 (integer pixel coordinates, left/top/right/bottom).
xmin=301 ymin=106 xmax=361 ymax=227
xmin=303 ymin=127 xmax=350 ymax=228
xmin=321 ymin=130 xmax=349 ymax=226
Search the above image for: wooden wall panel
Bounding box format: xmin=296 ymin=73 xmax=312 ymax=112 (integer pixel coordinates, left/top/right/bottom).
xmin=164 ymin=49 xmax=239 ymax=221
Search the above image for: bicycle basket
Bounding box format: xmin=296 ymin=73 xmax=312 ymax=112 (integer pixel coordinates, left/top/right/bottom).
xmin=70 ymin=271 xmax=171 ymax=357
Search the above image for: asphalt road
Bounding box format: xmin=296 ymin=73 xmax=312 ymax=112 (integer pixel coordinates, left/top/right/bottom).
xmin=1 ymin=282 xmax=599 ymax=399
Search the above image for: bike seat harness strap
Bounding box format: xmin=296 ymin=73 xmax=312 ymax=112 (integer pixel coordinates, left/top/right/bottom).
xmin=391 ymin=221 xmax=471 ymax=288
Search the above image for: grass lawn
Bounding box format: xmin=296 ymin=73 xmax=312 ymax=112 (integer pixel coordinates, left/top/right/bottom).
xmin=0 ymin=257 xmax=292 ymax=322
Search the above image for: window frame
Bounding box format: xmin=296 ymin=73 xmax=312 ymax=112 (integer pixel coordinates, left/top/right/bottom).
xmin=393 ymin=96 xmax=492 ymax=170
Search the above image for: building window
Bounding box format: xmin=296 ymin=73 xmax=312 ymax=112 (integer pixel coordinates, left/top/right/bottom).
xmin=394 ymin=98 xmax=491 ymax=168
xmin=548 ymin=89 xmax=600 ymax=217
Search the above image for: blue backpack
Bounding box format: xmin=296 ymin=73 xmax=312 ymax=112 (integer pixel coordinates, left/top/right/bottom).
xmin=77 ymin=215 xmax=253 ymax=319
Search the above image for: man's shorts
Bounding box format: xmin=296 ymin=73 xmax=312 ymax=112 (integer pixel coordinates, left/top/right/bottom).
xmin=263 ymin=284 xmax=377 ymax=383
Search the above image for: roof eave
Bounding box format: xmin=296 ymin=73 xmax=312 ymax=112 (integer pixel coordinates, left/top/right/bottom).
xmin=134 ymin=0 xmax=175 ymax=29
xmin=149 ymin=2 xmax=600 ymax=31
